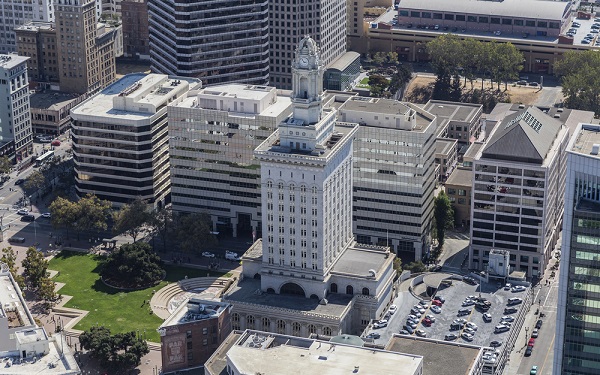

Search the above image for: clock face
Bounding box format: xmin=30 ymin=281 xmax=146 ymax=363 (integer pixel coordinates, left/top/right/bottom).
xmin=300 ymin=57 xmax=309 ymax=66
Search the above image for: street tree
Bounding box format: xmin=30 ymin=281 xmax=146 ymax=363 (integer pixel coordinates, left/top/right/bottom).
xmin=393 ymin=257 xmax=403 ymax=277
xmin=0 ymin=247 xmax=24 ymax=289
xmin=147 ymin=207 xmax=174 ymax=252
xmin=368 ymin=74 xmax=389 ymax=97
xmin=38 ymin=276 xmax=59 ymax=308
xmin=24 ymin=170 xmax=46 ymax=191
xmin=73 ymin=193 xmax=112 ymax=239
xmin=49 ymin=197 xmax=79 ymax=237
xmin=176 ymin=213 xmax=217 ymax=255
xmin=434 ymin=191 xmax=454 ymax=248
xmin=0 ymin=156 xmax=12 ymax=176
xmin=495 ymin=42 xmax=524 ymax=90
xmin=388 ymin=64 xmax=413 ymax=96
xmin=113 ymin=198 xmax=150 ymax=242
xmin=372 ymin=52 xmax=387 ymax=65
xmin=405 ymin=261 xmax=427 ymax=273
xmin=22 ymin=247 xmax=49 ymax=291
xmin=555 ymin=50 xmax=600 ymax=115
xmin=79 ymin=326 xmax=149 ymax=373
xmin=101 ymin=242 xmax=165 ymax=288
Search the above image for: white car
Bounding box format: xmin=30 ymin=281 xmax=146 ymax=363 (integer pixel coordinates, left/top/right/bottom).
xmin=504 ymin=283 xmax=512 ymax=290
xmin=202 ymin=252 xmax=215 ymax=258
xmin=41 ymin=212 xmax=51 ymax=218
xmin=430 ymin=305 xmax=442 ymax=314
xmin=225 ymin=250 xmax=239 ymax=256
xmin=501 ymin=316 xmax=515 ymax=322
xmin=424 ymin=314 xmax=436 ymax=322
xmin=389 ymin=305 xmax=397 ymax=314
xmin=512 ymin=285 xmax=526 ymax=293
xmin=465 ymin=322 xmax=478 ymax=330
xmin=373 ymin=319 xmax=388 ymax=329
xmin=461 ymin=332 xmax=474 ymax=341
xmin=462 ymin=299 xmax=475 ymax=307
xmin=463 ymin=327 xmax=476 ymax=335
xmin=415 ymin=329 xmax=427 ymax=337
xmin=17 ymin=209 xmax=29 ymax=215
xmin=413 ymin=305 xmax=425 ymax=313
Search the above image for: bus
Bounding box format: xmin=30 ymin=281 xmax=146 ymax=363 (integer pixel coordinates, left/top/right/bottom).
xmin=35 ymin=150 xmax=54 ymax=166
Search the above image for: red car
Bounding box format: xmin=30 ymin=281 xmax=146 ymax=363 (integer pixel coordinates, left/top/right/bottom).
xmin=422 ymin=318 xmax=432 ymax=326
xmin=528 ymin=338 xmax=535 ymax=347
xmin=51 ymin=139 xmax=61 ymax=146
xmin=432 ymin=299 xmax=443 ymax=307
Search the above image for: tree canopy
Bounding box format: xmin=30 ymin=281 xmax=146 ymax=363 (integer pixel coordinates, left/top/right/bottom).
xmin=0 ymin=247 xmax=24 ymax=289
xmin=101 ymin=242 xmax=165 ymax=288
xmin=49 ymin=193 xmax=112 ymax=239
xmin=24 ymin=170 xmax=46 ymax=191
xmin=79 ymin=326 xmax=149 ymax=373
xmin=113 ymin=198 xmax=150 ymax=242
xmin=22 ymin=247 xmax=49 ymax=291
xmin=0 ymin=156 xmax=12 ymax=175
xmin=555 ymin=50 xmax=600 ymax=115
xmin=434 ymin=191 xmax=454 ymax=248
xmin=147 ymin=207 xmax=174 ymax=252
xmin=176 ymin=213 xmax=218 ymax=255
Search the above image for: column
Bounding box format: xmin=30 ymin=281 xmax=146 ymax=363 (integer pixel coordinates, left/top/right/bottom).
xmin=231 ymin=217 xmax=238 ymax=238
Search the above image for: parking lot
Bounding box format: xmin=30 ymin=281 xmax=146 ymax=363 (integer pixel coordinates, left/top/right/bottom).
xmin=366 ymin=275 xmax=531 ymax=368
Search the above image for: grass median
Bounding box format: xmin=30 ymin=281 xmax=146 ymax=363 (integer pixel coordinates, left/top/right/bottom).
xmin=48 ymin=250 xmax=229 ymax=342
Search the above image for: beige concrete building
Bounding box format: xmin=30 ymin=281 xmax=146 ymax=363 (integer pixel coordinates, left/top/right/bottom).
xmin=206 ymin=330 xmax=423 ymax=375
xmin=30 ymin=91 xmax=86 ymax=136
xmin=445 ymin=167 xmax=473 ymax=228
xmin=435 ymin=138 xmax=458 ymax=183
xmin=55 ymin=0 xmax=116 ymax=94
xmin=15 ymin=22 xmax=60 ymax=84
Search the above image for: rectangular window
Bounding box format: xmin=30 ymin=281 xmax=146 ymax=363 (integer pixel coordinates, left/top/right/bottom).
xmin=410 ymin=11 xmax=420 ymax=17
xmin=399 ymin=10 xmax=408 ymax=16
xmin=444 ymin=14 xmax=454 ymax=20
xmin=549 ymin=22 xmax=559 ymax=29
xmin=467 ymin=15 xmax=477 ymax=22
xmin=537 ymin=21 xmax=547 ymax=28
xmin=502 ymin=18 xmax=512 ymax=25
xmin=447 ymin=188 xmax=457 ymax=195
xmin=514 ymin=19 xmax=523 ymax=26
xmin=525 ymin=20 xmax=535 ymax=27
xmin=458 ymin=189 xmax=467 ymax=196
xmin=422 ymin=12 xmax=431 ymax=18
xmin=490 ymin=17 xmax=500 ymax=24
xmin=479 ymin=16 xmax=488 ymax=23
xmin=456 ymin=15 xmax=465 ymax=21
xmin=433 ymin=13 xmax=442 ymax=19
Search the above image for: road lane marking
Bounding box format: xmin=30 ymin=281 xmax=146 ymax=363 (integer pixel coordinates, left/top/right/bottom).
xmin=539 ymin=334 xmax=555 ymax=374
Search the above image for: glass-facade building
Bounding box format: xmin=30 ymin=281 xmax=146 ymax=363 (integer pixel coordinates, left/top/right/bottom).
xmin=555 ymin=123 xmax=600 ymax=375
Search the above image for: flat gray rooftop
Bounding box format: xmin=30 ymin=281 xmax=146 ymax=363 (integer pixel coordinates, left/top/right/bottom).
xmin=436 ymin=138 xmax=456 ymax=156
xmin=343 ymin=97 xmax=411 ymax=116
xmin=463 ymin=142 xmax=484 ymax=160
xmin=224 ymin=279 xmax=352 ymax=317
xmin=386 ymin=336 xmax=481 ymax=375
xmin=571 ymin=124 xmax=600 ymax=157
xmin=29 ymin=91 xmax=81 ymax=110
xmin=205 ymin=331 xmax=243 ymax=375
xmin=331 ymin=245 xmax=391 ymax=278
xmin=445 ymin=167 xmax=473 ymax=188
xmin=424 ymin=101 xmax=481 ymax=123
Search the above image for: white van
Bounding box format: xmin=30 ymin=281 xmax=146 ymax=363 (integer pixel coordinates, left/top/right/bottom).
xmin=225 ymin=252 xmax=240 ymax=261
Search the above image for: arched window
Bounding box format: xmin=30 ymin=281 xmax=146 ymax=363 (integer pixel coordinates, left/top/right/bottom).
xmin=277 ymin=319 xmax=286 ymax=334
xmin=312 ymin=186 xmax=318 ymax=194
xmin=246 ymin=315 xmax=255 ymax=329
xmin=330 ymin=283 xmax=338 ymax=293
xmin=262 ymin=317 xmax=271 ymax=331
xmin=267 ymin=181 xmax=272 ymax=188
xmin=300 ymin=185 xmax=306 ymax=193
xmin=289 ymin=183 xmax=295 ymax=191
xmin=323 ymin=327 xmax=332 ymax=336
xmin=280 ymin=282 xmax=305 ymax=297
xmin=278 ymin=182 xmax=284 ymax=190
xmin=292 ymin=322 xmax=301 ymax=336
xmin=308 ymin=324 xmax=317 ymax=335
xmin=232 ymin=313 xmax=240 ymax=330
xmin=346 ymin=285 xmax=354 ymax=295
xmin=362 ymin=287 xmax=370 ymax=296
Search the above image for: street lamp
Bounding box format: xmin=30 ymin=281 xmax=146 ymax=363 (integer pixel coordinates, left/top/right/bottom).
xmin=525 ymin=327 xmax=529 ymax=346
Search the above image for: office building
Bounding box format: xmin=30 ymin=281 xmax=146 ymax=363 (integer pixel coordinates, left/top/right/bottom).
xmin=323 ymin=51 xmax=361 ymax=91
xmin=55 ymin=0 xmax=116 ymax=94
xmin=445 ymin=167 xmax=473 ymax=228
xmin=30 ymin=91 xmax=86 ymax=135
xmin=168 ymin=84 xmax=292 ymax=237
xmin=422 ymin=100 xmax=483 ymax=146
xmin=158 ymin=298 xmax=231 ymax=374
xmin=554 ymin=123 xmax=600 ymax=375
xmin=121 ymin=0 xmax=149 ymax=60
xmin=469 ymin=106 xmax=574 ymax=277
xmin=205 ymin=330 xmax=423 ymax=375
xmin=268 ymin=0 xmax=346 ymax=89
xmin=0 ymin=54 xmax=34 ymax=162
xmin=71 ymin=73 xmax=201 ymax=206
xmin=223 ymin=36 xmax=396 ymax=337
xmin=338 ymin=97 xmax=437 ymax=260
xmin=148 ymin=0 xmax=269 ymax=86
xmin=14 ymin=22 xmax=59 ymax=84
xmin=0 ymin=0 xmax=54 ymax=53
xmin=435 ymin=138 xmax=458 ymax=182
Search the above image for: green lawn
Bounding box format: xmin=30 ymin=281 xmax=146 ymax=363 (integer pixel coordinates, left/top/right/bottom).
xmin=49 ymin=251 xmax=228 ymax=342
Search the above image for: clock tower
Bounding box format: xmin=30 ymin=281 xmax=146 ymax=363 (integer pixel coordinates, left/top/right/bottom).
xmin=291 ymin=35 xmax=324 ymax=125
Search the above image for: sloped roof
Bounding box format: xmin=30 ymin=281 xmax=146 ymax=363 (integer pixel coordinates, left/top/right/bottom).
xmin=482 ymin=106 xmax=562 ymax=164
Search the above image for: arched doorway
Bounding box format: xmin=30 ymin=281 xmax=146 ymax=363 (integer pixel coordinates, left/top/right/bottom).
xmin=346 ymin=285 xmax=354 ymax=295
xmin=280 ymin=282 xmax=306 ymax=297
xmin=330 ymin=283 xmax=338 ymax=293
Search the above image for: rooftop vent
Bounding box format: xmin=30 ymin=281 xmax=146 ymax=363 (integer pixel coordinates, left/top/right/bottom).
xmin=592 ymin=144 xmax=599 ymax=156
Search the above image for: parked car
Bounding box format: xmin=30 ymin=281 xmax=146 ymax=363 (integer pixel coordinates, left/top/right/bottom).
xmin=458 ymin=308 xmax=471 ymax=317
xmin=445 ymin=333 xmax=458 ymax=341
xmin=20 ymin=214 xmax=35 ymax=222
xmin=461 ymin=332 xmax=474 ymax=341
xmin=430 ymin=305 xmax=442 ymax=314
xmin=465 ymin=322 xmax=478 ymax=330
xmin=17 ymin=208 xmax=29 ymax=215
xmin=432 ymin=299 xmax=443 ymax=307
xmin=528 ymin=338 xmax=535 ymax=347
xmin=418 ymin=300 xmax=429 ymax=306
xmin=366 ymin=332 xmax=381 ymax=339
xmin=462 ymin=299 xmax=475 ymax=307
xmin=201 ymin=252 xmax=215 ymax=258
xmin=424 ymin=314 xmax=436 ymax=322
xmin=504 ymin=307 xmax=518 ymax=314
xmin=501 ymin=316 xmax=515 ymax=323
xmin=433 ymin=295 xmax=445 ymax=303
xmin=507 ymin=297 xmax=523 ymax=305
xmin=8 ymin=237 xmax=25 ymax=243
xmin=408 ymin=314 xmax=419 ymax=322
xmin=530 ymin=365 xmax=538 ymax=375
xmin=536 ymin=319 xmax=543 ymax=329
xmin=494 ymin=325 xmax=510 ymax=333
xmin=406 ymin=321 xmax=417 ymax=329
xmin=525 ymin=346 xmax=533 ymax=356
xmin=415 ymin=329 xmax=427 ymax=337
xmin=504 ymin=283 xmax=512 ymax=290
xmin=512 ymin=285 xmax=526 ymax=292
xmin=490 ymin=340 xmax=503 ymax=347
xmin=422 ymin=319 xmax=432 ymax=327
xmin=403 ymin=325 xmax=414 ymax=334
xmin=51 ymin=140 xmax=61 ymax=146
xmin=389 ymin=305 xmax=397 ymax=314
xmin=532 ymin=328 xmax=539 ymax=338
xmin=463 ymin=327 xmax=476 ymax=335
xmin=373 ymin=320 xmax=388 ymax=329
xmin=399 ymin=329 xmax=410 ymax=335
xmin=463 ymin=276 xmax=477 ymax=285
xmin=483 ymin=313 xmax=492 ymax=322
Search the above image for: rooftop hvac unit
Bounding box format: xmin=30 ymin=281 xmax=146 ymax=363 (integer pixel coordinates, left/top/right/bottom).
xmin=592 ymin=144 xmax=599 ymax=156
